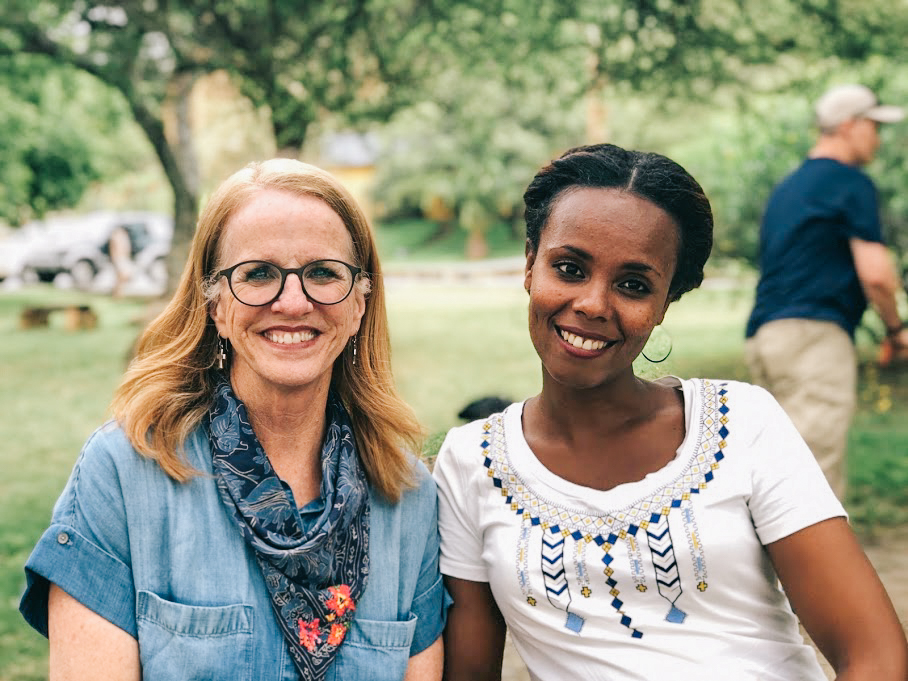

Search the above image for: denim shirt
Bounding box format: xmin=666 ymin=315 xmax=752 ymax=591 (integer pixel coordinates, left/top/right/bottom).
xmin=20 ymin=421 xmax=448 ymax=680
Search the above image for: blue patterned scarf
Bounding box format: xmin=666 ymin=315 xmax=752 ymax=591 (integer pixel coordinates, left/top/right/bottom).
xmin=207 ymin=381 xmax=370 ymax=680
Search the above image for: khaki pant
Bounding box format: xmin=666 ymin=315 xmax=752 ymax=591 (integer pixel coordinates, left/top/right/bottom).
xmin=744 ymin=319 xmax=856 ymax=500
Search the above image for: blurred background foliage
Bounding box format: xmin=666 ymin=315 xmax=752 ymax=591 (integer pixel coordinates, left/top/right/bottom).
xmin=0 ymin=54 xmax=155 ymax=225
xmin=2 ymin=0 xmax=908 ymax=270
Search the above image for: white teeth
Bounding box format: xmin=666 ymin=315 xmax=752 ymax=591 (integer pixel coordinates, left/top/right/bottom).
xmin=560 ymin=329 xmax=606 ymax=351
xmin=266 ymin=330 xmax=315 ymax=344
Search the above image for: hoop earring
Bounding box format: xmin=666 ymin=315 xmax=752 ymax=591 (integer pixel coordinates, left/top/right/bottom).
xmin=216 ymin=336 xmax=228 ymax=370
xmin=350 ymin=335 xmax=358 ymax=366
xmin=641 ymin=326 xmax=672 ymax=363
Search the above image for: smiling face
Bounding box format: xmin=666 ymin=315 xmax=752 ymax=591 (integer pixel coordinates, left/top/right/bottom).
xmin=524 ymin=187 xmax=680 ymax=392
xmin=211 ymin=188 xmax=366 ymax=400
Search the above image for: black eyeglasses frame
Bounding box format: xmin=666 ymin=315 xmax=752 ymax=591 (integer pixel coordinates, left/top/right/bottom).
xmin=217 ymin=259 xmax=363 ymax=307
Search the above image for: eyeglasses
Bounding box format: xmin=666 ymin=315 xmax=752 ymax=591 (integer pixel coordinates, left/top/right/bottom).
xmin=218 ymin=259 xmax=363 ymax=306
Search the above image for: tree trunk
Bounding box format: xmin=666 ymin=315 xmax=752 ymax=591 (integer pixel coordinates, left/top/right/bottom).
xmin=466 ymin=230 xmax=489 ymax=260
xmin=170 ymin=72 xmax=201 ymax=200
xmin=163 ymin=73 xmax=202 ymax=297
xmin=167 ymin=183 xmax=198 ymax=295
xmin=123 ymin=90 xmax=199 ymax=298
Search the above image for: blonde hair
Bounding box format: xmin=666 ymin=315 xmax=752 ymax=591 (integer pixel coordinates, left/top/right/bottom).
xmin=111 ymin=159 xmax=423 ymax=502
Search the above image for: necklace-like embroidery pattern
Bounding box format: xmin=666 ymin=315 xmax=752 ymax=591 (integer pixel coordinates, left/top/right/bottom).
xmin=481 ymin=380 xmax=729 ymax=638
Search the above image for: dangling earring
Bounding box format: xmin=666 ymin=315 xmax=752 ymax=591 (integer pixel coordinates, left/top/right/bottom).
xmin=350 ymin=335 xmax=358 ymax=366
xmin=642 ymin=326 xmax=672 ymax=363
xmin=217 ymin=336 xmax=228 ymax=370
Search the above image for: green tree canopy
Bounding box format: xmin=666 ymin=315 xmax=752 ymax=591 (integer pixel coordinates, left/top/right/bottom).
xmin=0 ymin=55 xmax=147 ymax=225
xmin=0 ymin=0 xmax=443 ymax=277
xmin=5 ymin=0 xmax=908 ymax=266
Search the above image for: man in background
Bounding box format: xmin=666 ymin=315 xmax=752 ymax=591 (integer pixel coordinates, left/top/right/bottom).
xmin=745 ymin=83 xmax=908 ymax=500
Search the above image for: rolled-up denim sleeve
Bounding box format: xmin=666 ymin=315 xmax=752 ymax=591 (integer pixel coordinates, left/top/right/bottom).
xmin=19 ymin=425 xmax=137 ymax=638
xmin=407 ymin=465 xmax=452 ymax=655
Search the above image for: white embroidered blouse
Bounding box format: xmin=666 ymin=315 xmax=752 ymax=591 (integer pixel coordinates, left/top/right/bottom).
xmin=434 ymin=378 xmax=844 ymax=681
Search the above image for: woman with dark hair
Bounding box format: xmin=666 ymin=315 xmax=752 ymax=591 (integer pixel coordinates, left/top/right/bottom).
xmin=20 ymin=159 xmax=446 ymax=680
xmin=434 ymin=143 xmax=907 ymax=680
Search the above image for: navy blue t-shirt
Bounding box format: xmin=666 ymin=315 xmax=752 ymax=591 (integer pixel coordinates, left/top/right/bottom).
xmin=746 ymin=158 xmax=883 ymax=339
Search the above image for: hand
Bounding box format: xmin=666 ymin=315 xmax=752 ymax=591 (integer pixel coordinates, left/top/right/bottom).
xmin=878 ymin=328 xmax=908 ymax=366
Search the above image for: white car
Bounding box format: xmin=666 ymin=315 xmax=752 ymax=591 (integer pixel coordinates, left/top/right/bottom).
xmin=0 ymin=223 xmax=48 ymax=285
xmin=18 ymin=211 xmax=173 ymax=293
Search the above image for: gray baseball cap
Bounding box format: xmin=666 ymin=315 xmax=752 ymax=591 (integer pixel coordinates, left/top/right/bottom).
xmin=815 ymin=84 xmax=905 ymax=130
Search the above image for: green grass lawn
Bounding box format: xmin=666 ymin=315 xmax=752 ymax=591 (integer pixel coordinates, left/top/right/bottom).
xmin=2 ymin=280 xmax=907 ymax=678
xmin=0 ymin=291 xmax=149 ymax=680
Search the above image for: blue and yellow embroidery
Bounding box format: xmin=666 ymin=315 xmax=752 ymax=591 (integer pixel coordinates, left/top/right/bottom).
xmin=574 ymin=535 xmax=591 ymax=598
xmin=482 ymin=380 xmax=730 ymax=638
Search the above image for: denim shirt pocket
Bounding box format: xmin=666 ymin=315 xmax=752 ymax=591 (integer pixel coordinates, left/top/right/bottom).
xmin=328 ymin=612 xmax=418 ymax=680
xmin=136 ymin=590 xmax=255 ymax=680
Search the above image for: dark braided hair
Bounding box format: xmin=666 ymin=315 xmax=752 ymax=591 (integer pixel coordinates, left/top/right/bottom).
xmin=523 ymin=143 xmax=713 ymax=301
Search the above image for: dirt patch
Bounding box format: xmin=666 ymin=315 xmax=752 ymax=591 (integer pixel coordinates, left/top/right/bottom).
xmin=501 ymin=525 xmax=908 ymax=680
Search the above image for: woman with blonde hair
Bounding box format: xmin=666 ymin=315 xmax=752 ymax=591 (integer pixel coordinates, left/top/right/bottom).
xmin=21 ymin=159 xmax=447 ymax=680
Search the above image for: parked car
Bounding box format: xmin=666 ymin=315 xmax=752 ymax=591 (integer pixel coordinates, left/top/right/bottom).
xmin=17 ymin=211 xmax=173 ymax=293
xmin=0 ymin=223 xmax=49 ymax=285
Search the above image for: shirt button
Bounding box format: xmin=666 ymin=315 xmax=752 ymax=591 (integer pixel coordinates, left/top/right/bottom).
xmin=57 ymin=532 xmax=70 ymax=544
